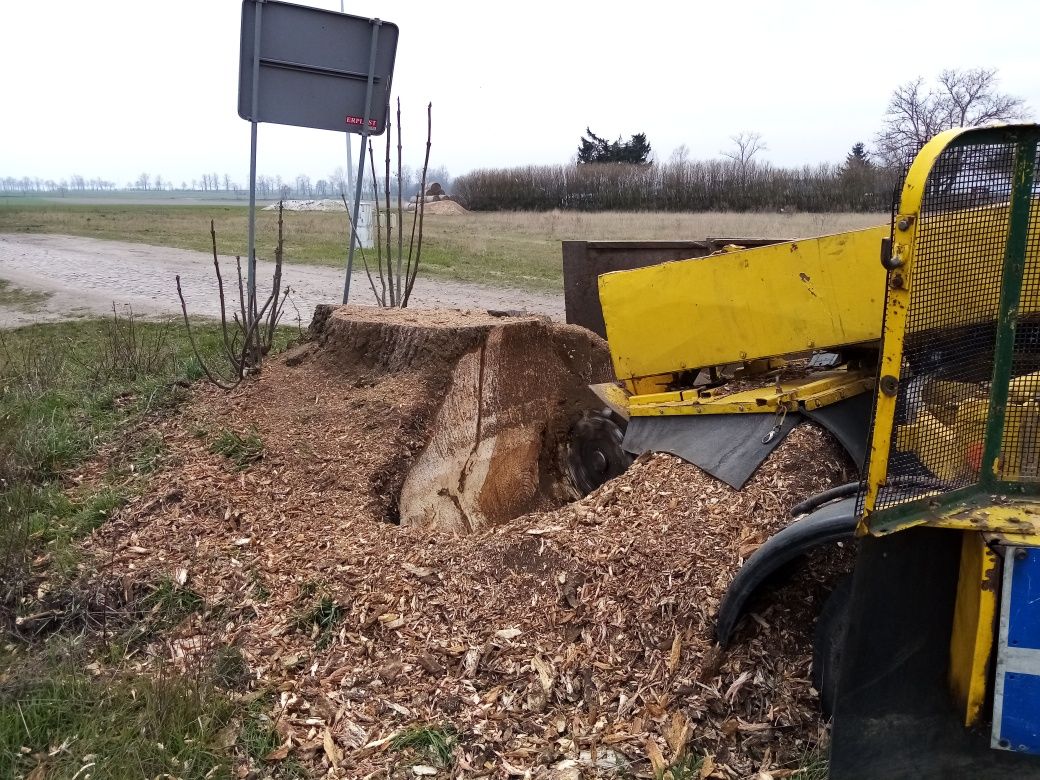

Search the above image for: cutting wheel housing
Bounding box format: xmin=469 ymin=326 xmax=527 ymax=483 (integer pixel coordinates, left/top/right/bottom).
xmin=567 ymin=410 xmax=632 ymax=496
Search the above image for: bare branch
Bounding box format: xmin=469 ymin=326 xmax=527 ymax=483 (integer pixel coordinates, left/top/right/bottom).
xmin=384 ymin=118 xmax=394 ymax=305
xmin=396 ymin=96 xmax=404 ymax=304
xmin=235 ymin=255 xmax=247 ymax=339
xmin=369 ymin=139 xmax=387 ymax=306
xmin=263 ymin=200 xmax=285 ymax=352
xmin=208 ymin=221 xmax=238 ymax=368
xmin=721 ymin=131 xmax=767 ymax=191
xmin=176 ymin=274 xmax=242 ymax=390
xmin=403 ymin=102 xmax=432 ymax=307
xmin=876 ymin=68 xmax=1030 ymax=167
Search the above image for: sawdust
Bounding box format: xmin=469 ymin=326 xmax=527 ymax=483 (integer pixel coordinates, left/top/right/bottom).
xmin=420 ymin=200 xmax=470 ymax=215
xmin=76 ymin=307 xmax=855 ymax=778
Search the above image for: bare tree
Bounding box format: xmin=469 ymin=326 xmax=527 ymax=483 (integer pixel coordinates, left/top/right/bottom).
xmin=722 ymin=132 xmax=767 ymax=189
xmin=876 ymin=68 xmax=1030 ymax=167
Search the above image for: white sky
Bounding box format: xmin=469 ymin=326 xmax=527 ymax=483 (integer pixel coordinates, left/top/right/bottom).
xmin=3 ymin=0 xmax=1038 ymax=187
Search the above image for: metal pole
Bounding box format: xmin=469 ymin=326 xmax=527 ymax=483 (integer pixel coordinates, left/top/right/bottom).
xmin=343 ymin=0 xmax=359 ymax=268
xmin=247 ymin=0 xmax=265 ymax=325
xmin=342 ymin=19 xmax=382 ymax=304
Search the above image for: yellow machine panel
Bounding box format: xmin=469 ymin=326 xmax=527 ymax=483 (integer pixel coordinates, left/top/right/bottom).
xmin=598 ymin=225 xmax=890 ymax=382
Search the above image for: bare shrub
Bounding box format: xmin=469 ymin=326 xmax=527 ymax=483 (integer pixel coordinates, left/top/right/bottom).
xmin=175 ymin=205 xmax=291 ymax=390
xmin=453 ymin=158 xmax=897 ymax=213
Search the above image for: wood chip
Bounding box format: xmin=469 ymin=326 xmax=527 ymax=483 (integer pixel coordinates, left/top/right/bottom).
xmin=77 ymin=311 xmax=856 ymax=779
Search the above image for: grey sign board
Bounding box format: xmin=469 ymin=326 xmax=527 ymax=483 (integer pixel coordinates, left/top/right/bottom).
xmin=238 ymin=0 xmax=399 ymax=135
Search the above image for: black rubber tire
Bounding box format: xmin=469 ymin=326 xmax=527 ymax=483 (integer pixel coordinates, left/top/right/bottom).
xmin=566 ymin=411 xmax=631 ymax=496
xmin=813 ymin=575 xmax=853 ymax=719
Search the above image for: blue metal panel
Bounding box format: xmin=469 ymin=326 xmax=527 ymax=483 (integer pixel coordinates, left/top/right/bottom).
xmin=993 ymin=546 xmax=1040 ymax=755
xmin=998 ymin=672 xmax=1040 ymax=753
xmin=1008 ymin=547 xmax=1040 ymax=651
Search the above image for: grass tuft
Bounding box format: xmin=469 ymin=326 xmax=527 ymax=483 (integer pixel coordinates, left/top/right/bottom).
xmin=239 ymin=699 xmax=307 ymax=778
xmin=212 ymin=646 xmax=250 ymax=689
xmin=793 ymin=743 xmax=829 ymax=780
xmin=661 ymin=753 xmax=705 ymax=780
xmin=391 ymin=725 xmax=457 ymax=768
xmin=142 ymin=579 xmax=205 ymax=625
xmin=210 ymin=428 xmax=264 ymax=469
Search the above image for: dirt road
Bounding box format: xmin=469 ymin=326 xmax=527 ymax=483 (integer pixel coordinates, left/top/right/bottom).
xmin=0 ymin=234 xmax=565 ymax=328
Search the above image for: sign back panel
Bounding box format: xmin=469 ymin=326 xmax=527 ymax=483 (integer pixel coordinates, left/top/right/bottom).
xmin=238 ymin=0 xmax=399 ymax=135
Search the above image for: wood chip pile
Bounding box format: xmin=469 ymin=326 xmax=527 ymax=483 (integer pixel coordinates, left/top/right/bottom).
xmin=82 ymin=308 xmax=856 ymax=779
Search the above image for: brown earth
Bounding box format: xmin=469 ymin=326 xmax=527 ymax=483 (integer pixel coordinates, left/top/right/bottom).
xmin=72 ymin=306 xmax=854 ymax=778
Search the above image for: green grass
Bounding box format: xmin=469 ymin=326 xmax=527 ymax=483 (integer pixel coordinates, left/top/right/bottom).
xmin=0 ymin=316 xmax=220 ymax=481
xmin=390 ymin=725 xmax=457 ymax=768
xmin=0 ymin=200 xmax=885 ymax=292
xmin=142 ymin=579 xmax=205 ymax=624
xmin=238 ymin=699 xmax=307 ymax=778
xmin=0 ymin=315 xmax=294 ymax=598
xmin=210 ymin=428 xmax=264 ymax=469
xmin=0 ymin=279 xmax=50 ymax=311
xmin=660 ymin=754 xmax=704 ymax=780
xmin=212 ymin=646 xmax=250 ymax=689
xmin=0 ymin=315 xmax=301 ymax=780
xmin=0 ymin=314 xmax=241 ymax=621
xmin=294 ymin=595 xmax=343 ymax=649
xmin=0 ymin=663 xmax=235 ymax=780
xmin=793 ymin=744 xmax=829 ymax=779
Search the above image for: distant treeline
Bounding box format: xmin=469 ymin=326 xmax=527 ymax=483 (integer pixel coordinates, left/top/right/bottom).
xmin=453 ymin=159 xmax=899 ymax=212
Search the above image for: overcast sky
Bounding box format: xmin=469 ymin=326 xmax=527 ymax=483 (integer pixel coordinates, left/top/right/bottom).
xmin=3 ymin=0 xmax=1038 ymax=188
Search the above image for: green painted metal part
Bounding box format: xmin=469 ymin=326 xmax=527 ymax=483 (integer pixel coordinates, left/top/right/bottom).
xmin=981 ymin=137 xmax=1039 ymax=491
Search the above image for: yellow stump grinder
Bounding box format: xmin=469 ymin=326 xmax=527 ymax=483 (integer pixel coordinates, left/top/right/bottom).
xmin=567 ymin=123 xmax=1040 ymax=778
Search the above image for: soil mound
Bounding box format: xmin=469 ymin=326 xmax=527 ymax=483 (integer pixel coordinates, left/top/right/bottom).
xmin=419 ymin=199 xmax=469 ymax=215
xmin=78 ymin=306 xmax=855 ymax=778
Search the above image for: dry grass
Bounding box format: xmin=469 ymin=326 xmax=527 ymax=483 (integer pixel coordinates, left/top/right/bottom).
xmin=0 ymin=200 xmax=885 ymax=291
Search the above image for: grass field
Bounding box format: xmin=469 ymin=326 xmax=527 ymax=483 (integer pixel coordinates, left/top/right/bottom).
xmin=0 ymin=199 xmax=886 ymax=291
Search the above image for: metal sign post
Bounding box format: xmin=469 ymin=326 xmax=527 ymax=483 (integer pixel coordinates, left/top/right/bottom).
xmin=341 ymin=1 xmax=355 ymax=283
xmin=237 ymin=0 xmax=399 ymax=315
xmin=343 ymin=21 xmax=380 ymax=304
xmin=246 ymin=0 xmax=265 ymax=324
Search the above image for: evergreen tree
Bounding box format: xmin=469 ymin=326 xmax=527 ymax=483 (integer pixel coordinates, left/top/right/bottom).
xmin=577 ymin=128 xmax=652 ymax=164
xmin=844 ymin=142 xmax=872 ymax=171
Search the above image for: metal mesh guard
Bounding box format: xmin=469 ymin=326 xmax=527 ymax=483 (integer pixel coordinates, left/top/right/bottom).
xmin=873 ymin=138 xmax=1040 ymax=511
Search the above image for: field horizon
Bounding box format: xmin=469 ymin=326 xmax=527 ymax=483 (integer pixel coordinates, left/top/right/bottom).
xmin=0 ymin=200 xmax=886 ymax=291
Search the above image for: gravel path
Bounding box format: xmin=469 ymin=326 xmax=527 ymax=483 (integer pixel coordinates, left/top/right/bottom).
xmin=0 ymin=234 xmax=564 ymax=328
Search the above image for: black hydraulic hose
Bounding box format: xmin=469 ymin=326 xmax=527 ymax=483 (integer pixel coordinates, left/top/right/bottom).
xmin=790 ymin=475 xmax=955 ymax=518
xmin=790 ymin=482 xmax=860 ymax=517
